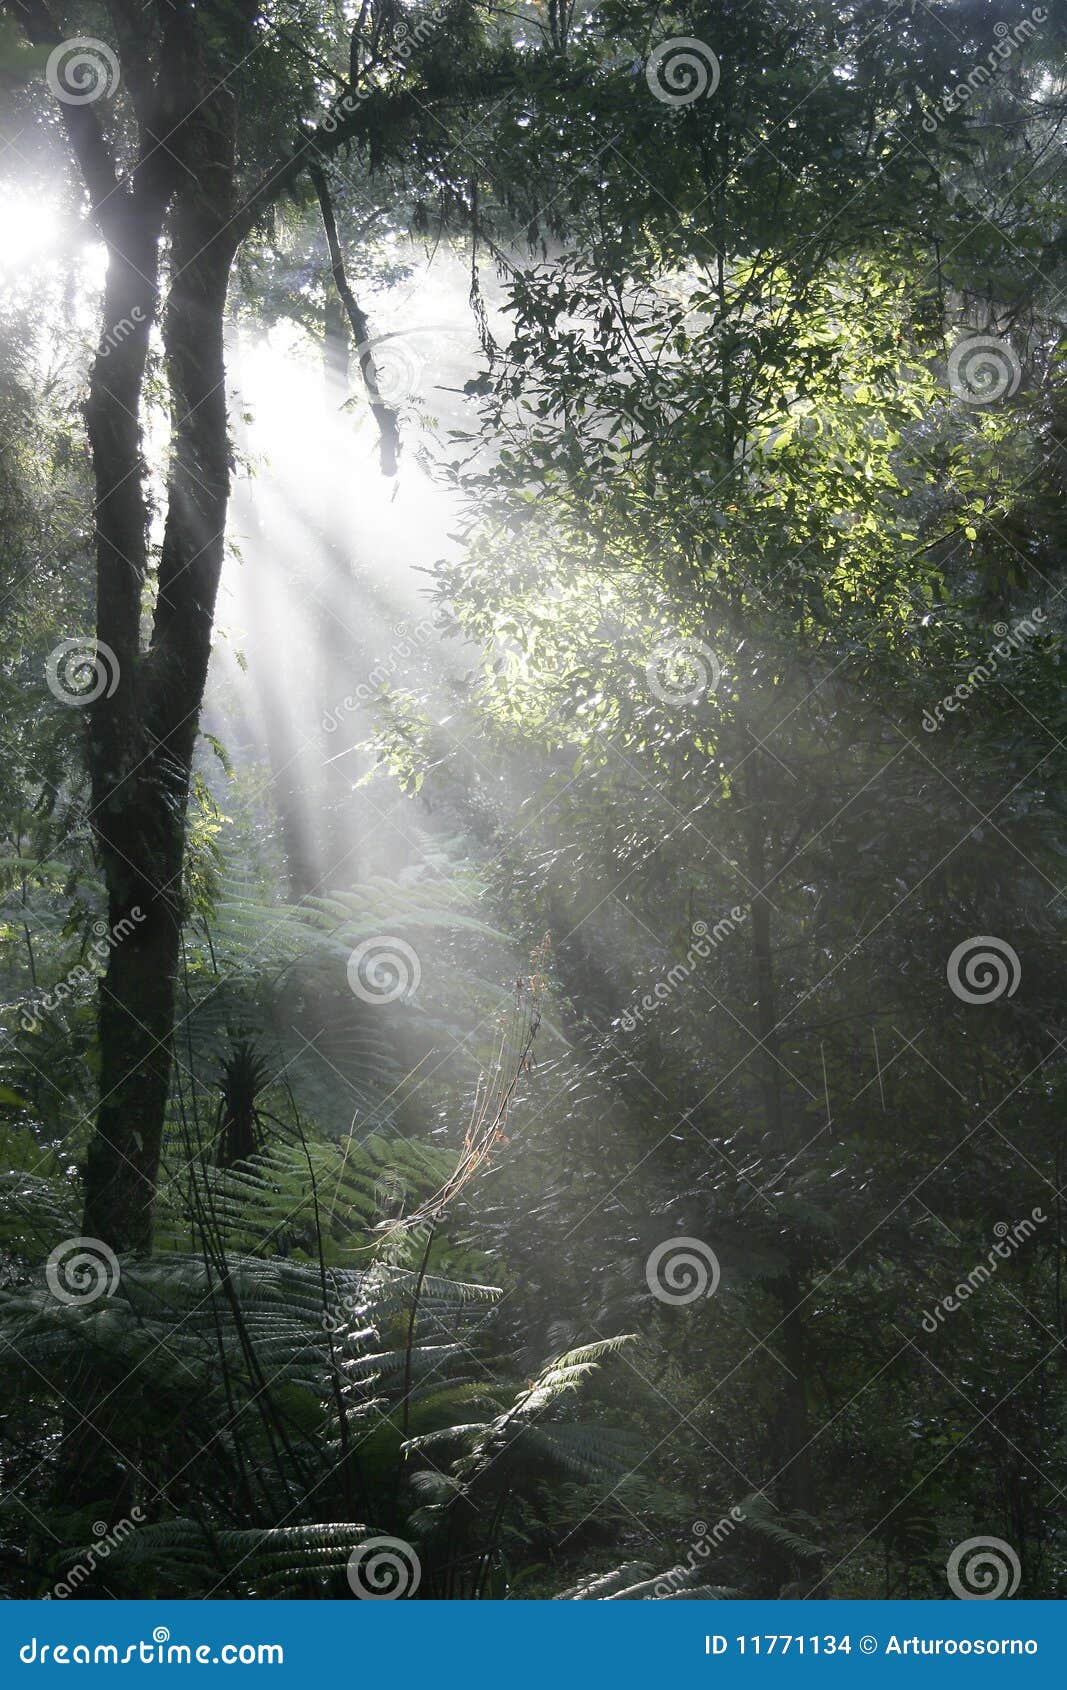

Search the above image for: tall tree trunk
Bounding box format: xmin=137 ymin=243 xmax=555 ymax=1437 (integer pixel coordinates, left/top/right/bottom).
xmin=84 ymin=101 xmax=238 ymax=1256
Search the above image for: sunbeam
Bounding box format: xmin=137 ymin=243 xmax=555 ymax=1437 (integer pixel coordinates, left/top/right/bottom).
xmin=1 ymin=0 xmax=1065 ymax=1629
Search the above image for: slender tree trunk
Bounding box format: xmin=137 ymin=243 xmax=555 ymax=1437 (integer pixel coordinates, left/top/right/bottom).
xmin=743 ymin=751 xmax=815 ymax=1564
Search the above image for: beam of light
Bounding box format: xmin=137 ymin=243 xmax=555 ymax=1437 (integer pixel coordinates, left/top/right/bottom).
xmin=207 ymin=326 xmax=477 ymax=901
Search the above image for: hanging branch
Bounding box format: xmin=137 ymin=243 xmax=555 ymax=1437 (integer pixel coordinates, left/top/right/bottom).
xmin=468 ymin=175 xmax=497 ymax=363
xmin=376 ymin=937 xmax=550 ymax=1242
xmin=309 ymin=159 xmax=400 ymax=475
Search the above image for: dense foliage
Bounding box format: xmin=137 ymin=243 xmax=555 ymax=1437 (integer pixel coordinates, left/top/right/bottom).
xmin=0 ymin=0 xmax=1065 ymax=1600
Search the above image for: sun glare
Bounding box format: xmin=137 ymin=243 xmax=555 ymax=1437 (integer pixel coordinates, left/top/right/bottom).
xmin=0 ymin=192 xmax=60 ymax=273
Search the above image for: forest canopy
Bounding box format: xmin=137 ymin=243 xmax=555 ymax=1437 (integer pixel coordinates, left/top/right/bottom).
xmin=0 ymin=0 xmax=1065 ymax=1602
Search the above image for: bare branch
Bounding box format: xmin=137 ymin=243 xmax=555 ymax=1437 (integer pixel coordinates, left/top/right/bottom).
xmin=309 ymin=158 xmax=400 ymax=476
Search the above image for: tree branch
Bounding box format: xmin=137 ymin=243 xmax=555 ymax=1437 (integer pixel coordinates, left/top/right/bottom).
xmin=10 ymin=0 xmax=122 ymax=212
xmin=309 ymin=159 xmax=400 ymax=475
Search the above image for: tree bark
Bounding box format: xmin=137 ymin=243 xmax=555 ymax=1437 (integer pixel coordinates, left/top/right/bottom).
xmin=743 ymin=751 xmax=815 ymax=1568
xmin=84 ymin=96 xmax=239 ymax=1254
